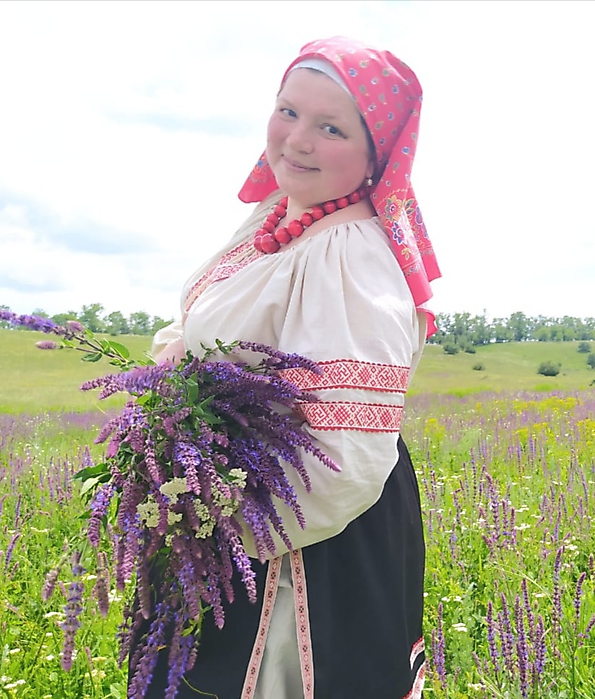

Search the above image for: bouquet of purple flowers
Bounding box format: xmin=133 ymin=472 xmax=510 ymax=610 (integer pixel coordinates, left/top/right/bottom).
xmin=1 ymin=310 xmax=338 ymax=697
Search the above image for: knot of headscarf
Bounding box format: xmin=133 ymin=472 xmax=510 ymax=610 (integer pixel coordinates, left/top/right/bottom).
xmin=238 ymin=36 xmax=441 ymax=331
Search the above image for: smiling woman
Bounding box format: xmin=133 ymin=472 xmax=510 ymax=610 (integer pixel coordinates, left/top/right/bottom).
xmin=134 ymin=36 xmax=441 ymax=699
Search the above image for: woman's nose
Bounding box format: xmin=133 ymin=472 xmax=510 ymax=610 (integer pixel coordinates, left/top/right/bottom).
xmin=286 ymin=124 xmax=314 ymax=154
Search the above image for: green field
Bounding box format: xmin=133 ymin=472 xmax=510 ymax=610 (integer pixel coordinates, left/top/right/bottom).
xmin=1 ymin=329 xmax=593 ymax=411
xmin=1 ymin=328 xmax=595 ymax=697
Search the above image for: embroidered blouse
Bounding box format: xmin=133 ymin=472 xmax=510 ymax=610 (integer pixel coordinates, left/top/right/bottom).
xmin=152 ymin=194 xmax=426 ymax=560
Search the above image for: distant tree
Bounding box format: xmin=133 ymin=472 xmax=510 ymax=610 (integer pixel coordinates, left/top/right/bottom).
xmin=52 ymin=311 xmax=79 ymax=326
xmin=79 ymin=303 xmax=105 ymax=333
xmin=105 ymin=311 xmax=130 ymax=336
xmin=587 ymin=353 xmax=595 ymax=370
xmin=492 ymin=318 xmax=513 ymax=343
xmin=31 ymin=308 xmax=49 ymax=318
xmin=129 ymin=311 xmax=152 ymax=335
xmin=508 ymin=311 xmax=531 ymax=342
xmin=537 ymin=361 xmax=561 ymax=377
xmin=578 ymin=341 xmax=591 ymax=354
xmin=534 ymin=327 xmax=550 ymax=342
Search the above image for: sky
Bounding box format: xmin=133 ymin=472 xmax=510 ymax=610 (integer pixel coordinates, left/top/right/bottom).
xmin=0 ymin=0 xmax=593 ymax=324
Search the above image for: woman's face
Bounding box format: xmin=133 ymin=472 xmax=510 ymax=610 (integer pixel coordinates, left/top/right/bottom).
xmin=266 ymin=68 xmax=374 ymax=210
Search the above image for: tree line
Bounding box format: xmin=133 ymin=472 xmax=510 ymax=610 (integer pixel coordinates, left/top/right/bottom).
xmin=3 ymin=306 xmax=594 ymax=346
xmin=0 ymin=303 xmax=173 ymax=336
xmin=431 ymin=311 xmax=595 ymax=350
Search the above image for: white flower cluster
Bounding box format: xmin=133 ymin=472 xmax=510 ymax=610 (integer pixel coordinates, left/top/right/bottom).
xmin=137 ymin=470 xmax=248 ymax=538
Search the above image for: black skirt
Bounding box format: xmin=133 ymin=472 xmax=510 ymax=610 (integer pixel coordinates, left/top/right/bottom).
xmin=135 ymin=437 xmax=425 ymax=699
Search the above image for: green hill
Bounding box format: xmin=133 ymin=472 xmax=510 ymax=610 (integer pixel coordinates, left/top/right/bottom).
xmin=1 ymin=329 xmax=593 ymax=412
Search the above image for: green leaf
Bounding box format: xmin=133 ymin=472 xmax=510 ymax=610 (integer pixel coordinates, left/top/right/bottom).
xmin=81 ymin=352 xmax=103 ymax=363
xmin=80 ymin=476 xmax=101 ymax=496
xmin=74 ymin=462 xmax=111 ymax=481
xmin=108 ymin=341 xmax=130 ymax=358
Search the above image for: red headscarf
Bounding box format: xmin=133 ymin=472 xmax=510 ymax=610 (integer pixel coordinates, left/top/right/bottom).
xmin=238 ymin=36 xmax=441 ymax=332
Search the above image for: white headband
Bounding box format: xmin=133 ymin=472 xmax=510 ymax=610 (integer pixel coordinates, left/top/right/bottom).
xmin=287 ymin=57 xmax=351 ymax=96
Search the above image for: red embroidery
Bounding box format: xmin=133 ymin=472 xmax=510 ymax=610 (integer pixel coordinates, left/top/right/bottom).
xmin=290 ymin=550 xmax=314 ymax=699
xmin=410 ymin=636 xmax=425 ymax=668
xmin=184 ymin=241 xmax=262 ymax=314
xmin=241 ymin=557 xmax=282 ymax=699
xmin=280 ymin=360 xmax=410 ymax=393
xmin=403 ymin=662 xmax=425 ymax=699
xmin=297 ymin=401 xmax=403 ymax=433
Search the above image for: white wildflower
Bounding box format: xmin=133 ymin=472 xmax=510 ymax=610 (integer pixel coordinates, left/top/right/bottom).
xmin=167 ymin=511 xmax=183 ymax=525
xmin=137 ymin=497 xmax=160 ymax=528
xmin=4 ymin=679 xmax=26 ymax=689
xmin=228 ymin=468 xmax=247 ymax=489
xmin=452 ymin=622 xmax=468 ymax=632
xmin=159 ymin=477 xmax=189 ymax=503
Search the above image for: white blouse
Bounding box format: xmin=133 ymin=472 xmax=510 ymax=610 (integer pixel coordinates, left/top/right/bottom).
xmin=152 ymin=194 xmax=426 ymax=560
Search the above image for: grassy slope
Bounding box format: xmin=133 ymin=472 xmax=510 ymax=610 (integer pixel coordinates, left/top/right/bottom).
xmin=410 ymin=341 xmax=595 ymax=395
xmin=0 ymin=330 xmax=153 ymax=412
xmin=1 ymin=329 xmax=594 ymax=412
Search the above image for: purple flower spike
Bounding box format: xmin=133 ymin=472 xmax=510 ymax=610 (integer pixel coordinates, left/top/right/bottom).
xmin=36 ymin=340 xmax=59 ymax=350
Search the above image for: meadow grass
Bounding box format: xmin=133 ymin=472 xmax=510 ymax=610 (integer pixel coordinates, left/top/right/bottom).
xmin=1 ymin=329 xmax=595 ymax=697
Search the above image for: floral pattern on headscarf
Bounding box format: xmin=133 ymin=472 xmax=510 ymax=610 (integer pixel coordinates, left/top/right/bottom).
xmin=238 ymin=36 xmax=441 ymax=320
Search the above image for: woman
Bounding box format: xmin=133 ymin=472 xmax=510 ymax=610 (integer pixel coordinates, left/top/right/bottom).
xmin=139 ymin=36 xmax=440 ymax=699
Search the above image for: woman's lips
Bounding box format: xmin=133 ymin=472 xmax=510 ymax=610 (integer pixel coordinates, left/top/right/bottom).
xmin=283 ymin=156 xmax=317 ymax=172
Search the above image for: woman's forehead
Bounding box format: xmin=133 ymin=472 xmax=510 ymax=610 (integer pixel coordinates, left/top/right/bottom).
xmin=278 ymin=69 xmax=361 ymax=120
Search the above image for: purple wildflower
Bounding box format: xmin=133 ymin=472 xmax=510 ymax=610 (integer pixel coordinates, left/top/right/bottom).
xmin=4 ymin=533 xmax=20 ymax=570
xmin=552 ymin=546 xmax=563 ymax=634
xmin=42 ymin=565 xmax=61 ymax=602
xmin=486 ymin=600 xmax=500 ymax=674
xmin=94 ymin=551 xmax=110 ymax=617
xmin=36 ymin=340 xmax=59 ymax=350
xmin=66 ymin=319 xmax=84 ymax=332
xmin=127 ymin=602 xmax=170 ymax=697
xmin=514 ymin=595 xmax=529 ymax=698
xmin=60 ymin=552 xmax=86 ymax=671
xmin=432 ymin=602 xmax=447 ymax=689
xmin=574 ymin=571 xmax=587 ymax=628
xmin=498 ymin=594 xmax=515 ymax=676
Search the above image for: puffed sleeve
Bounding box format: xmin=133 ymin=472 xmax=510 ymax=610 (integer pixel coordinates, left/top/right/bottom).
xmin=150 ymin=320 xmax=184 ymax=359
xmin=238 ymin=220 xmax=424 ymax=559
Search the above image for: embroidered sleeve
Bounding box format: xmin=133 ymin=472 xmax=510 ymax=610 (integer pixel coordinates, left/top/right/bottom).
xmin=238 ymin=220 xmax=423 ymax=559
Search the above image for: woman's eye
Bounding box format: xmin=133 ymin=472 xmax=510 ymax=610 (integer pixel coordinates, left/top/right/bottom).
xmin=323 ymin=124 xmax=344 ymax=137
xmin=280 ymin=107 xmax=297 ymax=118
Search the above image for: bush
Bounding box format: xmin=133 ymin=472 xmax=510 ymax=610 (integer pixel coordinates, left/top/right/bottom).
xmin=463 ymin=345 xmax=477 ymax=354
xmin=537 ymin=360 xmax=561 ymax=377
xmin=443 ymin=344 xmax=459 ymax=355
xmin=472 ymin=362 xmax=485 ymax=371
xmin=587 ymin=353 xmax=595 ymax=369
xmin=578 ymin=341 xmax=591 ymax=353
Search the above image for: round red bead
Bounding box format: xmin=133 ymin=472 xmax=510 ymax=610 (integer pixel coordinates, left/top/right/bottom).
xmin=261 ymin=234 xmax=281 ymax=253
xmin=275 ymin=227 xmax=292 ymax=244
xmin=323 ymin=201 xmax=337 ymax=214
xmin=254 ymin=236 xmax=263 ymax=252
xmin=262 ymin=220 xmax=275 ymax=233
xmin=336 ymin=197 xmax=349 ymax=209
xmin=348 ymin=191 xmax=361 ymax=204
xmin=273 ymin=205 xmax=287 ymax=217
xmin=288 ymin=220 xmax=304 ymax=237
xmin=300 ymin=212 xmax=313 ymax=226
xmin=311 ymin=206 xmax=325 ymax=220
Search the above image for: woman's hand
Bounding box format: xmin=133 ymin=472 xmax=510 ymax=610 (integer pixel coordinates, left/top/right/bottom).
xmin=153 ymin=336 xmax=186 ymax=365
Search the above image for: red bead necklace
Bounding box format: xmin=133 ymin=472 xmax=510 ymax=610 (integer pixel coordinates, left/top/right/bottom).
xmin=253 ymin=187 xmax=369 ymax=254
